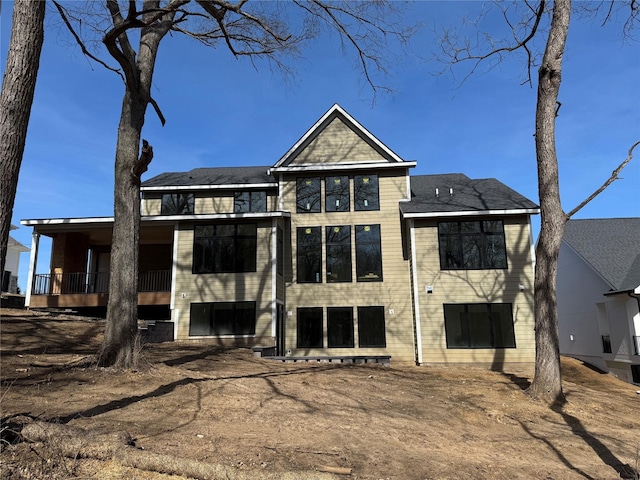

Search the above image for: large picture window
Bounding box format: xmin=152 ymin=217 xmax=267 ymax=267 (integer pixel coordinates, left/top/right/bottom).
xmin=357 ymin=306 xmax=386 ymax=347
xmin=161 ymin=193 xmax=194 ymax=215
xmin=297 ymin=307 xmax=323 ymax=348
xmin=354 ymin=174 xmax=379 ymax=211
xmin=297 ymin=227 xmax=322 ymax=283
xmin=234 ymin=191 xmax=267 ymax=213
xmin=326 ymin=226 xmax=352 ymax=283
xmin=296 ymin=177 xmax=321 ymax=213
xmin=444 ymin=303 xmax=516 ymax=349
xmin=189 ymin=301 xmax=256 ymax=336
xmin=355 ymin=224 xmax=383 ymax=282
xmin=327 ymin=307 xmax=354 ymax=348
xmin=193 ymin=224 xmax=257 ymax=274
xmin=325 ymin=176 xmax=350 ymax=212
xmin=438 ymin=220 xmax=507 ymax=270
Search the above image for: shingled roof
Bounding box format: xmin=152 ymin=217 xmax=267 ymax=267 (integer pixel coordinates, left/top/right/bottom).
xmin=400 ymin=174 xmax=539 ymax=216
xmin=563 ymin=218 xmax=640 ymax=293
xmin=142 ymin=166 xmax=275 ymax=189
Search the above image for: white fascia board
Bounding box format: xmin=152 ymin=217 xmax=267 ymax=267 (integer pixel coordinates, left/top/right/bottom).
xmin=141 ymin=182 xmax=277 ymax=192
xmin=141 ymin=211 xmax=291 ymax=222
xmin=271 ymin=161 xmax=417 ymax=173
xmin=21 ymin=217 xmax=114 ymax=226
xmin=273 ymin=104 xmax=405 ymax=167
xmin=401 ymin=208 xmax=540 ymax=219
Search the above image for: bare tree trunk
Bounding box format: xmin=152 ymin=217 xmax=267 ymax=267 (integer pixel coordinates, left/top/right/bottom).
xmin=528 ymin=0 xmax=571 ymax=404
xmin=0 ymin=0 xmax=45 ymax=278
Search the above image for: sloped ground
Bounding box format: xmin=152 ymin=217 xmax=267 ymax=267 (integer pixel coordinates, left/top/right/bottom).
xmin=1 ymin=308 xmax=639 ymax=480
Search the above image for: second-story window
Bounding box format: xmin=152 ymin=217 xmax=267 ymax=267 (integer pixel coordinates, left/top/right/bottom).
xmin=325 ymin=176 xmax=350 ymax=212
xmin=296 ymin=177 xmax=321 ymax=213
xmin=193 ymin=224 xmax=257 ymax=274
xmin=355 ymin=224 xmax=383 ymax=282
xmin=234 ymin=191 xmax=267 ymax=213
xmin=326 ymin=225 xmax=352 ymax=283
xmin=438 ymin=220 xmax=507 ymax=270
xmin=354 ymin=174 xmax=379 ymax=211
xmin=161 ymin=193 xmax=194 ymax=215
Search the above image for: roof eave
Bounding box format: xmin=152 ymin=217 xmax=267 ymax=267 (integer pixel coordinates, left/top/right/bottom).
xmin=401 ymin=208 xmax=540 ymax=219
xmin=271 ymin=161 xmax=417 ymax=173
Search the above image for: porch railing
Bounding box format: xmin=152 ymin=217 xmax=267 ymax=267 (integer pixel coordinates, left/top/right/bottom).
xmin=32 ymin=270 xmax=171 ymax=295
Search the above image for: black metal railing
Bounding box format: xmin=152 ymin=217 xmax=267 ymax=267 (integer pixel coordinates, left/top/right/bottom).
xmin=601 ymin=334 xmax=612 ymax=354
xmin=32 ymin=270 xmax=171 ymax=295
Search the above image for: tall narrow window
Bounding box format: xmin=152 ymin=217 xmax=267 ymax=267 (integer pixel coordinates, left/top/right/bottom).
xmin=325 ymin=175 xmax=350 ymax=212
xmin=358 ymin=306 xmax=386 ymax=347
xmin=161 ymin=193 xmax=194 ymax=215
xmin=327 ymin=307 xmax=354 ymax=348
xmin=193 ymin=224 xmax=257 ymax=274
xmin=297 ymin=307 xmax=323 ymax=348
xmin=355 ymin=224 xmax=383 ymax=282
xmin=234 ymin=191 xmax=267 ymax=213
xmin=189 ymin=301 xmax=256 ymax=336
xmin=326 ymin=226 xmax=351 ymax=283
xmin=297 ymin=227 xmax=322 ymax=283
xmin=296 ymin=177 xmax=321 ymax=213
xmin=444 ymin=303 xmax=516 ymax=349
xmin=438 ymin=220 xmax=507 ymax=270
xmin=354 ymin=175 xmax=379 ymax=211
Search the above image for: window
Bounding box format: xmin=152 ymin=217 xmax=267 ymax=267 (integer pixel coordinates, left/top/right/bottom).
xmin=358 ymin=306 xmax=386 ymax=347
xmin=354 ymin=174 xmax=379 ymax=211
xmin=326 ymin=226 xmax=352 ymax=282
xmin=438 ymin=220 xmax=507 ymax=270
xmin=193 ymin=224 xmax=257 ymax=274
xmin=444 ymin=303 xmax=516 ymax=349
xmin=297 ymin=307 xmax=323 ymax=348
xmin=161 ymin=193 xmax=194 ymax=215
xmin=355 ymin=224 xmax=383 ymax=282
xmin=631 ymin=365 xmax=640 ymax=384
xmin=234 ymin=191 xmax=267 ymax=213
xmin=297 ymin=227 xmax=322 ymax=283
xmin=296 ymin=177 xmax=321 ymax=213
xmin=327 ymin=307 xmax=354 ymax=348
xmin=189 ymin=301 xmax=256 ymax=336
xmin=601 ymin=335 xmax=612 ymax=354
xmin=325 ymin=176 xmax=350 ymax=212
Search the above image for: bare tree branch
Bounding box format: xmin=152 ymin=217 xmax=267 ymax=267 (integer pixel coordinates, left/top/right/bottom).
xmin=566 ymin=140 xmax=640 ymax=219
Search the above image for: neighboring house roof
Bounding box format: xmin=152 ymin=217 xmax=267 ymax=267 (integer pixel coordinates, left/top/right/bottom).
xmin=400 ymin=174 xmax=539 ymax=217
xmin=7 ymin=235 xmax=29 ymax=253
xmin=142 ymin=166 xmax=276 ymax=190
xmin=563 ymin=218 xmax=640 ymax=293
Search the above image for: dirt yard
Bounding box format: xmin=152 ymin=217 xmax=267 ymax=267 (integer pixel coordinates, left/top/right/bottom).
xmin=1 ymin=308 xmax=639 ymax=480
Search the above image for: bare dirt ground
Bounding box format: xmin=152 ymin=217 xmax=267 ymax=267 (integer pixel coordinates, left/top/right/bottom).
xmin=1 ymin=308 xmax=639 ymax=480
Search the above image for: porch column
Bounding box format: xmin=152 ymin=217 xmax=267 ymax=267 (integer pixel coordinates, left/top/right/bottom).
xmin=24 ymin=231 xmax=40 ymax=308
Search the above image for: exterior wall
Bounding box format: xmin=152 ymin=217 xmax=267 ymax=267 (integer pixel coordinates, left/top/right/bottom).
xmin=288 ymin=118 xmax=386 ymax=165
xmin=142 ymin=194 xmax=162 ymax=215
xmin=280 ymin=169 xmax=416 ymax=362
xmin=171 ymin=220 xmax=275 ymax=346
xmin=413 ymin=215 xmax=535 ymax=365
xmin=141 ymin=191 xmax=278 ymax=215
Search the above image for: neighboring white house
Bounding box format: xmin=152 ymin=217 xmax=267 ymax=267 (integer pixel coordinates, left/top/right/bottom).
xmin=2 ymin=225 xmax=29 ymax=294
xmin=557 ymin=218 xmax=640 ymax=386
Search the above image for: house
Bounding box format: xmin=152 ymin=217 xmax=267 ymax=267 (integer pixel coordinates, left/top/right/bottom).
xmin=557 ymin=218 xmax=640 ymax=385
xmin=21 ymin=104 xmax=539 ymax=365
xmin=2 ymin=225 xmax=29 ymax=294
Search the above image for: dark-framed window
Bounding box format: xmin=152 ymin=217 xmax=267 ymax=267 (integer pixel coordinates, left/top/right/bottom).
xmin=325 ymin=175 xmax=350 ymax=212
xmin=354 ymin=174 xmax=379 ymax=211
xmin=444 ymin=303 xmax=516 ymax=349
xmin=189 ymin=301 xmax=256 ymax=336
xmin=631 ymin=365 xmax=640 ymax=384
xmin=297 ymin=307 xmax=323 ymax=348
xmin=355 ymin=224 xmax=383 ymax=282
xmin=327 ymin=307 xmax=354 ymax=348
xmin=296 ymin=177 xmax=321 ymax=213
xmin=161 ymin=193 xmax=194 ymax=215
xmin=358 ymin=306 xmax=386 ymax=347
xmin=297 ymin=226 xmax=322 ymax=283
xmin=438 ymin=220 xmax=507 ymax=270
xmin=234 ymin=191 xmax=267 ymax=213
xmin=326 ymin=225 xmax=352 ymax=283
xmin=193 ymin=224 xmax=257 ymax=274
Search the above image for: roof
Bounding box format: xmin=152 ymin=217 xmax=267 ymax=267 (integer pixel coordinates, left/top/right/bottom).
xmin=563 ymin=218 xmax=640 ymax=293
xmin=400 ymin=174 xmax=539 ymax=217
xmin=142 ymin=166 xmax=276 ymax=190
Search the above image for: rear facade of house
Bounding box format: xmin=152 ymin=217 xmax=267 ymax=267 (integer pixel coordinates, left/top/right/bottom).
xmin=22 ymin=105 xmax=539 ymax=366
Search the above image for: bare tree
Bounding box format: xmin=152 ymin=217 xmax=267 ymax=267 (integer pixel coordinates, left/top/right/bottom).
xmin=0 ymin=0 xmax=45 ymax=283
xmin=437 ymin=0 xmax=639 ymax=404
xmin=53 ymin=0 xmax=413 ymax=368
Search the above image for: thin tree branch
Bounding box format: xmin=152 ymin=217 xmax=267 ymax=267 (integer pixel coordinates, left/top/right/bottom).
xmin=566 ymin=140 xmax=640 ymax=219
xmin=149 ymin=97 xmax=166 ymax=126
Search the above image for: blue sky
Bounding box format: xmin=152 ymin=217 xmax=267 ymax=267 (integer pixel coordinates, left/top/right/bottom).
xmin=2 ymin=1 xmax=639 ymax=291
